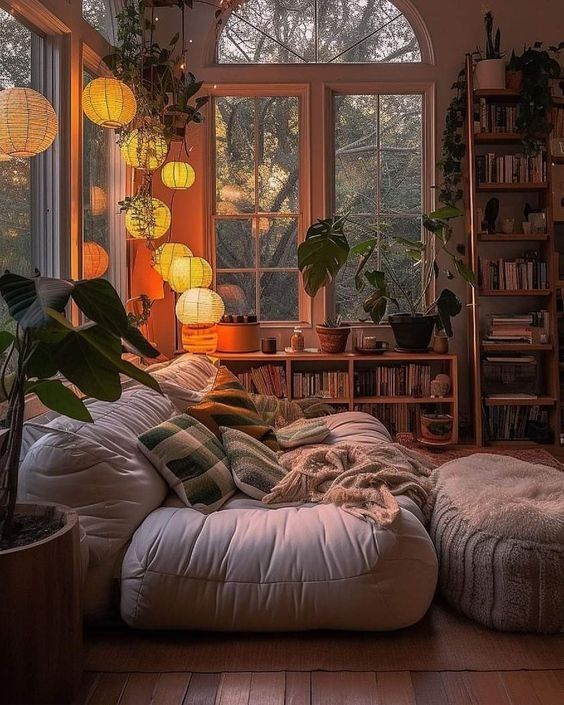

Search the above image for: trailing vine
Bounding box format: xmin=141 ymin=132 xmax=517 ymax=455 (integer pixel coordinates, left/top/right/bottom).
xmin=436 ymin=67 xmax=467 ymax=208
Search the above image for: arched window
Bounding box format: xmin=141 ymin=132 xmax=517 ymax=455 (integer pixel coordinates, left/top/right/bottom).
xmin=82 ymin=0 xmax=118 ymax=44
xmin=217 ymin=0 xmax=422 ymax=64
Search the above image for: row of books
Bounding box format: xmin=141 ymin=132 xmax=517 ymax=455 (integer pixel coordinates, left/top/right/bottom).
xmin=483 ymin=312 xmax=550 ymax=344
xmin=354 ymin=364 xmax=432 ymax=397
xmin=353 ymin=404 xmax=418 ymax=436
xmin=479 ymin=256 xmax=548 ymax=290
xmin=236 ymin=364 xmax=287 ymax=398
xmin=482 ymin=356 xmax=539 ymax=396
xmin=485 ymin=405 xmax=549 ymax=441
xmin=474 ymin=100 xmax=521 ymax=133
xmin=551 ymin=106 xmax=564 ymax=139
xmin=292 ymin=371 xmax=349 ymax=399
xmin=475 ymin=151 xmax=547 ymax=184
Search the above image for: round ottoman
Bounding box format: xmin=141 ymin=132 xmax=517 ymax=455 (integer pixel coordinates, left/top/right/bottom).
xmin=426 ymin=453 xmax=564 ymax=633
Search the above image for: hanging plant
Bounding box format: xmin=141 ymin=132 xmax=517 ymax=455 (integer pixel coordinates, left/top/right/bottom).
xmin=437 ymin=67 xmax=467 ymax=207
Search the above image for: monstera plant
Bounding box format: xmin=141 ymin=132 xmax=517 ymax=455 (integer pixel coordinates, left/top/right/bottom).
xmin=0 ymin=272 xmax=160 ymax=544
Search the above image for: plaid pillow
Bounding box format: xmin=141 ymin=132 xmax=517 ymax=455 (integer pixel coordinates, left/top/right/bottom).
xmin=187 ymin=367 xmax=279 ymax=451
xmin=138 ymin=414 xmax=235 ymax=511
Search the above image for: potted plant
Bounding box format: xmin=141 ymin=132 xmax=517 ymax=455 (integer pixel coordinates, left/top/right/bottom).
xmin=316 ymin=314 xmax=351 ymax=354
xmin=420 ymin=411 xmax=454 ymax=443
xmin=0 ymin=272 xmax=160 ymax=705
xmin=474 ymin=11 xmax=505 ymax=90
xmin=506 ymin=50 xmax=523 ymax=90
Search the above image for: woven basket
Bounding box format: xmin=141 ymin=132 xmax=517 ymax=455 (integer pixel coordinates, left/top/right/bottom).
xmin=316 ymin=325 xmax=350 ymax=354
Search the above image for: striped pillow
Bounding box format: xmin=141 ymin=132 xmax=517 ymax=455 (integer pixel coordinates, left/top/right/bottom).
xmin=220 ymin=427 xmax=286 ymax=500
xmin=138 ymin=414 xmax=235 ymax=511
xmin=187 ymin=367 xmax=279 ymax=451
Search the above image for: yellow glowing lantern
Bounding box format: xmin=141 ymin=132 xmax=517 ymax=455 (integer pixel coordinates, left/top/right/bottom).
xmin=125 ymin=197 xmax=171 ymax=240
xmin=176 ymin=288 xmax=225 ymax=354
xmin=120 ymin=128 xmax=168 ymax=171
xmin=168 ymin=256 xmax=213 ymax=293
xmin=82 ymin=77 xmax=137 ymax=129
xmin=83 ymin=241 xmax=109 ymax=279
xmin=90 ymin=185 xmax=107 ymax=216
xmin=0 ymin=88 xmax=58 ymax=158
xmin=161 ymin=161 xmax=196 ymax=190
xmin=152 ymin=242 xmax=193 ymax=281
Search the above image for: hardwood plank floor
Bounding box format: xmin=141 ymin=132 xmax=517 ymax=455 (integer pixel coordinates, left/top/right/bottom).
xmin=79 ymin=670 xmax=564 ymax=705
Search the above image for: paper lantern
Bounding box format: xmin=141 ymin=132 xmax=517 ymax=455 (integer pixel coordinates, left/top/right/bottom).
xmin=120 ymin=128 xmax=168 ymax=170
xmin=82 ymin=77 xmax=137 ymax=129
xmin=152 ymin=242 xmax=193 ymax=281
xmin=161 ymin=161 xmax=196 ymax=190
xmin=90 ymin=186 xmax=107 ymax=216
xmin=83 ymin=242 xmax=109 ymax=279
xmin=125 ymin=197 xmax=171 ymax=240
xmin=0 ymin=150 xmax=10 ymax=162
xmin=168 ymin=256 xmax=212 ymax=293
xmin=176 ymin=288 xmax=225 ymax=325
xmin=0 ymin=88 xmax=58 ymax=158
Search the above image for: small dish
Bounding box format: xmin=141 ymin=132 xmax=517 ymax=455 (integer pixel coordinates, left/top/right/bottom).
xmin=354 ymin=343 xmax=389 ymax=355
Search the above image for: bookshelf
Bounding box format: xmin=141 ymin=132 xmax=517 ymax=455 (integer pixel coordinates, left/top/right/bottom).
xmin=551 ymin=95 xmax=564 ymax=445
xmin=215 ymin=351 xmax=458 ymax=442
xmin=464 ymin=53 xmax=561 ymax=447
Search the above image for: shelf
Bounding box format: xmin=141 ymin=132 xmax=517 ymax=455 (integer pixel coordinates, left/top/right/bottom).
xmin=478 ymin=233 xmax=549 ymax=241
xmin=480 ymin=289 xmax=552 ymax=296
xmin=292 ymin=397 xmax=349 ymax=404
xmin=216 ymin=351 xmax=457 ymax=361
xmin=481 ymin=343 xmax=553 ymax=352
xmin=484 ymin=396 xmax=556 ymax=407
xmin=354 ymin=396 xmax=454 ymax=404
xmin=474 ymin=132 xmax=524 ymax=144
xmin=477 ymin=182 xmax=549 ymax=192
xmin=474 ymin=89 xmax=520 ymax=99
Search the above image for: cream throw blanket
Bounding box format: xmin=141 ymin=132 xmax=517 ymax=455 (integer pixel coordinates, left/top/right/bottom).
xmin=263 ymin=442 xmax=437 ymax=527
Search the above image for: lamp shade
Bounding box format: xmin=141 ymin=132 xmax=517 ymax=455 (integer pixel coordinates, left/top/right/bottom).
xmin=152 ymin=242 xmax=193 ymax=281
xmin=120 ymin=128 xmax=168 ymax=171
xmin=161 ymin=161 xmax=196 ymax=190
xmin=0 ymin=88 xmax=58 ymax=158
xmin=89 ymin=185 xmax=107 ymax=216
xmin=83 ymin=241 xmax=109 ymax=279
xmin=0 ymin=149 xmax=10 ymax=162
xmin=82 ymin=77 xmax=137 ymax=129
xmin=168 ymin=256 xmax=213 ymax=293
xmin=125 ymin=197 xmax=171 ymax=240
xmin=176 ymin=288 xmax=225 ymax=325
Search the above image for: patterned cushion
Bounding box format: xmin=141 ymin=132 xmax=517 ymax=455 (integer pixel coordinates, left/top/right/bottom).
xmin=138 ymin=415 xmax=235 ymax=511
xmin=276 ymin=417 xmax=330 ymax=449
xmin=188 ymin=367 xmax=279 ymax=451
xmin=220 ymin=427 xmax=286 ymax=500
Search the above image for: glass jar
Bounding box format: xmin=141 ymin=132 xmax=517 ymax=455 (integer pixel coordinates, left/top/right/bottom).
xmin=290 ymin=327 xmax=304 ymax=352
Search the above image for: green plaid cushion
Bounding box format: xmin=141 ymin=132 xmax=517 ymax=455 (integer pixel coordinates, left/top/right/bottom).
xmin=138 ymin=415 xmax=235 ymax=511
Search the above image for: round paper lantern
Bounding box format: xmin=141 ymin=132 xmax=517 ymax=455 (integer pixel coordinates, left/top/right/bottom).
xmin=0 ymin=149 xmax=10 ymax=162
xmin=0 ymin=88 xmax=58 ymax=158
xmin=125 ymin=197 xmax=171 ymax=240
xmin=82 ymin=77 xmax=137 ymax=129
xmin=120 ymin=128 xmax=168 ymax=171
xmin=83 ymin=242 xmax=109 ymax=279
xmin=161 ymin=161 xmax=196 ymax=190
xmin=176 ymin=288 xmax=225 ymax=325
xmin=90 ymin=185 xmax=107 ymax=216
xmin=152 ymin=242 xmax=193 ymax=281
xmin=168 ymin=256 xmax=212 ymax=293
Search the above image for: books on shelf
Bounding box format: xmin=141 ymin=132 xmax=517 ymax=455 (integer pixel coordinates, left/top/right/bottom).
xmin=483 ymin=311 xmax=550 ymax=344
xmin=236 ymin=364 xmax=286 ymax=398
xmin=354 ymin=364 xmax=432 ymax=397
xmin=475 ymin=99 xmax=520 ymax=133
xmin=479 ymin=253 xmax=548 ymax=290
xmin=486 ymin=405 xmax=548 ymax=441
xmin=551 ymin=105 xmax=564 ymax=138
xmin=475 ymin=151 xmax=547 ymax=184
xmin=354 ymin=403 xmax=418 ymax=436
xmin=292 ymin=371 xmax=348 ymax=399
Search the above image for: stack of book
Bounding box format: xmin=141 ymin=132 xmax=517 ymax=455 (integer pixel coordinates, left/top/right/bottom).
xmin=482 ymin=356 xmax=538 ymax=396
xmin=475 ymin=151 xmax=547 ymax=183
xmin=483 ymin=312 xmax=550 ymax=344
xmin=354 ymin=364 xmax=431 ymax=397
xmin=475 ymin=99 xmax=520 ymax=133
xmin=480 ymin=254 xmax=548 ymax=290
xmin=236 ymin=364 xmax=286 ymax=398
xmin=354 ymin=403 xmax=417 ymax=435
xmin=486 ymin=405 xmax=548 ymax=441
xmin=292 ymin=371 xmax=348 ymax=399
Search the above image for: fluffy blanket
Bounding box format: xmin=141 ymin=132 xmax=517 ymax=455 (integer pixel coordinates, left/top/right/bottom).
xmin=263 ymin=442 xmax=437 ymax=527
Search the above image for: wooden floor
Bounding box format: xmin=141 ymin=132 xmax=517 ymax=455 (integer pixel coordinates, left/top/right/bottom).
xmin=75 ymin=670 xmax=564 ymax=705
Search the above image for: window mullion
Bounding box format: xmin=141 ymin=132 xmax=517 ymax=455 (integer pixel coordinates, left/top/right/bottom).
xmin=254 ymin=97 xmax=260 ymax=320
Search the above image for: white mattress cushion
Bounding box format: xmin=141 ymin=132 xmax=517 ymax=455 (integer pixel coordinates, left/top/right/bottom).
xmin=145 ymin=355 xmax=218 ymax=412
xmin=323 ymin=411 xmax=392 ymax=444
xmin=121 ymin=497 xmax=437 ymax=631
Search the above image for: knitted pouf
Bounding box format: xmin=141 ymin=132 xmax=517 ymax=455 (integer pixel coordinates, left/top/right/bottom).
xmin=426 ymin=453 xmax=564 ymax=633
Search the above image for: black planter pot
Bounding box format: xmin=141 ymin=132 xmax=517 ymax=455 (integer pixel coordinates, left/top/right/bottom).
xmin=388 ymin=314 xmax=436 ymax=351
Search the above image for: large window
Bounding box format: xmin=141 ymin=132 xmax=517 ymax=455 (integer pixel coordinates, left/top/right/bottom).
xmin=213 ymin=94 xmax=302 ymax=322
xmin=82 ymin=0 xmax=115 ymax=44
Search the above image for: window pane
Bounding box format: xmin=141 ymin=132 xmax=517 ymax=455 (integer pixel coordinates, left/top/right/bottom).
xmin=260 ymin=271 xmax=299 ymax=321
xmin=335 ymin=216 xmax=377 ymax=322
xmin=82 ymin=0 xmax=114 ymax=43
xmin=259 ymin=218 xmax=298 ymax=268
xmin=217 ymin=272 xmax=256 ymax=316
xmin=216 ymin=219 xmax=255 ymax=269
xmin=381 ymin=216 xmax=423 ymax=310
xmin=215 ymin=97 xmax=255 ymax=213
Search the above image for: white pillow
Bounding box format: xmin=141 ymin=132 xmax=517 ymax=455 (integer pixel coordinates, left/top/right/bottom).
xmin=147 ymin=353 xmax=218 ymax=390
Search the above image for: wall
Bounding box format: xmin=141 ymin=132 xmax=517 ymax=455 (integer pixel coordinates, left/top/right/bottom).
xmin=142 ymin=0 xmax=564 ymax=428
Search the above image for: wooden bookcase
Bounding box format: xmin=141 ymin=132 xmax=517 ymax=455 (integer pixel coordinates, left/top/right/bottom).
xmin=551 ymin=98 xmax=564 ymax=445
xmin=464 ymin=54 xmax=560 ymax=447
xmin=216 ymin=351 xmax=459 ymax=443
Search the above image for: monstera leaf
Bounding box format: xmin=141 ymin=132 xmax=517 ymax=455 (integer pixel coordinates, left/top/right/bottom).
xmin=435 ymin=289 xmax=462 ymax=337
xmin=0 ymin=272 xmax=73 ymax=330
xmin=298 ymin=217 xmax=350 ymax=297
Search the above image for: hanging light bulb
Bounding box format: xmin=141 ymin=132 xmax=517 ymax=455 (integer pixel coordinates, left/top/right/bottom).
xmin=161 ymin=161 xmax=196 ymax=190
xmin=0 ymin=88 xmax=58 ymax=158
xmin=120 ymin=127 xmax=168 ymax=171
xmin=125 ymin=196 xmax=171 ymax=240
xmin=82 ymin=77 xmax=137 ymax=129
xmin=168 ymin=256 xmax=213 ymax=293
xmin=152 ymin=242 xmax=193 ymax=281
xmin=83 ymin=242 xmax=109 ymax=279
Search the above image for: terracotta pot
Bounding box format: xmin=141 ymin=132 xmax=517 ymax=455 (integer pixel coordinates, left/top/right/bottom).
xmin=316 ymin=325 xmax=350 ymax=354
xmin=0 ymin=503 xmax=82 ymax=704
xmin=420 ymin=413 xmax=453 ymax=442
xmin=475 ymin=59 xmax=506 ymax=90
xmin=506 ymin=69 xmax=523 ymax=91
xmin=432 ymin=332 xmax=449 ymax=354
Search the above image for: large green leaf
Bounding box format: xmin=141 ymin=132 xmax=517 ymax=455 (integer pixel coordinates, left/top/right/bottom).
xmin=0 ymin=330 xmax=14 ymax=355
xmin=71 ymin=279 xmax=129 ymax=337
xmin=0 ymin=273 xmax=73 ymax=330
xmin=362 ymin=270 xmax=388 ymax=324
xmin=122 ymin=324 xmax=160 ymax=359
xmin=427 ymin=206 xmax=463 ymax=221
xmin=435 ymin=289 xmax=462 ymax=337
xmin=26 ymin=341 xmax=59 ymax=379
xmin=27 ymin=379 xmax=93 ymax=422
xmin=298 ymin=217 xmax=350 ymax=297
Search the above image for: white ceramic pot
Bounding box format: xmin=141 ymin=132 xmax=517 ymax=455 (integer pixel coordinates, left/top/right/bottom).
xmin=475 ymin=59 xmax=506 ymax=90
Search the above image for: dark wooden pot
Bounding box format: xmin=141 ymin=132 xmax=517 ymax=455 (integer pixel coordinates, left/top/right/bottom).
xmin=316 ymin=325 xmax=351 ymax=354
xmin=388 ymin=314 xmax=436 ymax=351
xmin=0 ymin=503 xmax=82 ymax=705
